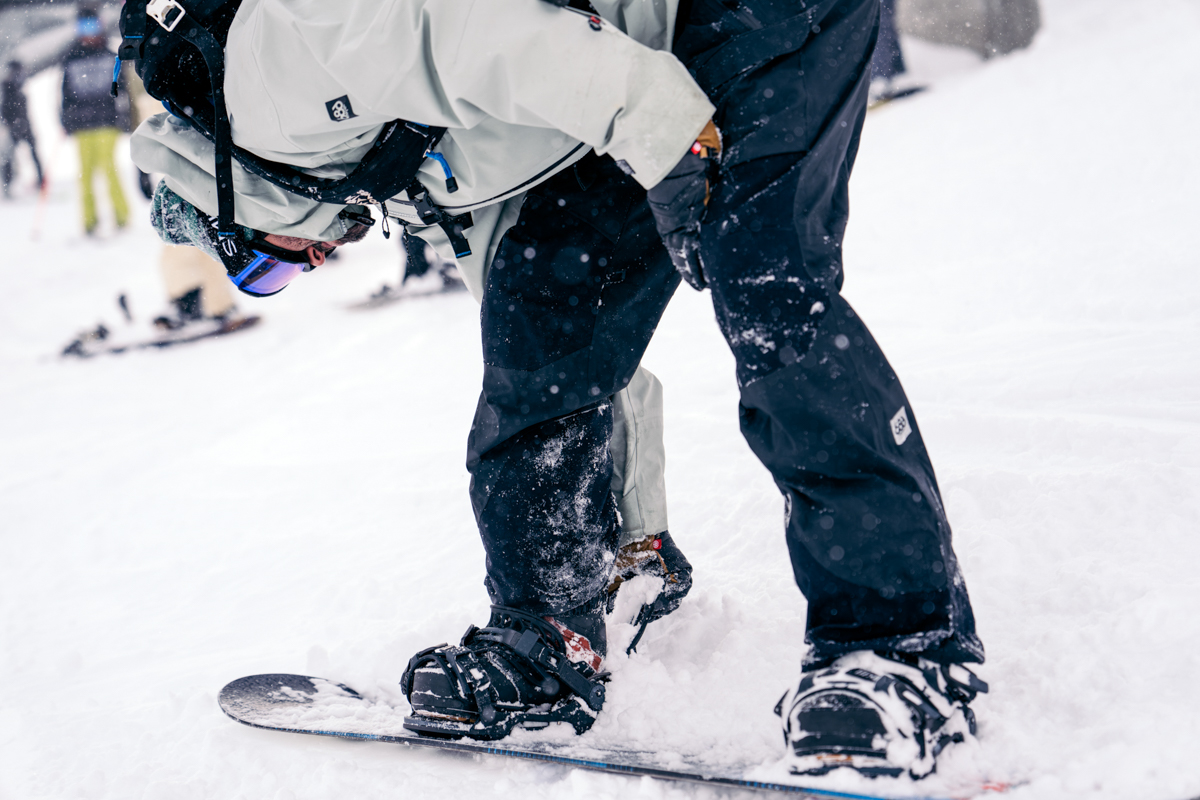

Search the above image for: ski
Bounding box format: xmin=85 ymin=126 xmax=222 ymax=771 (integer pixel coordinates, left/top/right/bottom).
xmin=219 ymin=674 xmax=1018 ymax=799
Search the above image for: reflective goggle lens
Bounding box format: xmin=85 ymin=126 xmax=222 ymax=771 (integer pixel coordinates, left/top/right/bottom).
xmin=229 ymin=252 xmax=307 ymax=297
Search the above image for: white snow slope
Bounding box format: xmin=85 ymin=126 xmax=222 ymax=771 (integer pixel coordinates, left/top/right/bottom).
xmin=2 ymin=1 xmax=1198 ymax=798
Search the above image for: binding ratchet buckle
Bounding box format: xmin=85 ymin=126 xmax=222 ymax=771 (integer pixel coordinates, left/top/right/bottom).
xmin=146 ymin=0 xmax=187 ymax=32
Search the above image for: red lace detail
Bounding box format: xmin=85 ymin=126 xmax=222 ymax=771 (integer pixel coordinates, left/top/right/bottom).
xmin=545 ymin=617 xmax=603 ymax=672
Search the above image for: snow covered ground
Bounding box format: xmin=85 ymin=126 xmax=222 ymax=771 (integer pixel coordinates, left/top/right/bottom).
xmin=2 ymin=1 xmax=1198 ymax=798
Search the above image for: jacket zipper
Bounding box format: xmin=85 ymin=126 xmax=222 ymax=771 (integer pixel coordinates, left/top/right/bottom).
xmin=430 ymin=141 xmax=589 ymax=213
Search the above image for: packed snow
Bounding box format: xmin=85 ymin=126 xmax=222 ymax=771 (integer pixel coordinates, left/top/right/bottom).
xmin=1 ymin=1 xmax=1198 ymax=798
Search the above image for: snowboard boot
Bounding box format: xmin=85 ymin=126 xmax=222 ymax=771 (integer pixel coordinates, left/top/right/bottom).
xmin=777 ymin=651 xmax=987 ymax=779
xmin=401 ymin=603 xmax=607 ymax=741
xmin=605 ymin=531 xmax=693 ymax=652
xmin=438 ymin=262 xmax=467 ymax=292
xmin=153 ymin=288 xmax=205 ymax=332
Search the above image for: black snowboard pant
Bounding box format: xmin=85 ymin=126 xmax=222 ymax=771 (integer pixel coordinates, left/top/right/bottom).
xmin=871 ymin=0 xmax=906 ymax=82
xmin=466 ymin=0 xmax=983 ymax=665
xmin=1 ymin=118 xmax=44 ymax=194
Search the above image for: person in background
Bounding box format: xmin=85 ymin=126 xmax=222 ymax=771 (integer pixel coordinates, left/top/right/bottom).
xmin=869 ymin=0 xmax=924 ymax=103
xmin=1 ymin=60 xmax=45 ymax=197
xmin=61 ymin=6 xmax=129 ymax=235
xmin=121 ymin=71 xmax=247 ymax=332
xmin=398 ymin=230 xmax=466 ymax=294
xmin=125 ymin=65 xmax=158 ymax=201
xmin=151 ymin=243 xmax=245 ymax=332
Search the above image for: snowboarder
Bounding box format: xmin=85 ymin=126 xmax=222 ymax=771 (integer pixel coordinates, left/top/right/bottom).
xmin=131 ymin=0 xmax=987 ymax=778
xmin=869 ymin=0 xmax=925 ymax=105
xmin=61 ymin=6 xmax=129 ymax=235
xmin=1 ymin=60 xmax=45 ymax=197
xmin=152 ymin=243 xmax=247 ymax=332
xmin=397 ymin=230 xmax=466 ymax=295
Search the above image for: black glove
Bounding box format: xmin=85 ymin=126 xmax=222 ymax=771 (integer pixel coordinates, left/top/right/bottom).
xmin=646 ymin=122 xmax=720 ymax=290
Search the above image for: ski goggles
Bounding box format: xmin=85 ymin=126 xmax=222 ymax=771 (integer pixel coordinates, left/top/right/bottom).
xmin=225 ymin=209 xmax=375 ymax=297
xmin=227 ymin=234 xmax=340 ymax=297
xmin=227 ymin=248 xmax=315 ymax=297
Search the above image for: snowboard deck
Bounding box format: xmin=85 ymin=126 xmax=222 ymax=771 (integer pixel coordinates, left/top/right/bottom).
xmin=868 ymin=85 xmax=927 ymax=111
xmin=347 ymin=280 xmax=468 ymax=311
xmin=61 ymin=315 xmax=261 ymax=358
xmin=218 ymin=674 xmax=1016 ymax=799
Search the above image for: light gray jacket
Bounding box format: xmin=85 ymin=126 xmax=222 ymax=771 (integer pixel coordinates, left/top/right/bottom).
xmin=131 ymin=0 xmax=714 ymax=255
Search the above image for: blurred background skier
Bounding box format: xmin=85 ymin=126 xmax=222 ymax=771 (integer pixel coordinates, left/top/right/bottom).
xmin=150 ymin=243 xmax=247 ymax=333
xmin=359 ymin=231 xmax=466 ymax=306
xmin=61 ymin=5 xmax=128 ymax=236
xmin=869 ymin=0 xmax=924 ymax=104
xmin=397 ymin=230 xmax=465 ymax=295
xmin=1 ymin=60 xmax=45 ymax=198
xmin=128 ymin=67 xmax=250 ymax=334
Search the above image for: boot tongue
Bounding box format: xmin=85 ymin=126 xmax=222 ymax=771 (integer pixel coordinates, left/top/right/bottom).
xmin=545 ymin=617 xmax=603 ymax=672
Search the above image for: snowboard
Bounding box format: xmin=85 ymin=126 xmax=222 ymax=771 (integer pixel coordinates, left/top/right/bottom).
xmin=61 ymin=315 xmax=261 ymax=358
xmin=347 ymin=279 xmax=468 ymax=311
xmin=219 ymin=673 xmax=1017 ymax=799
xmin=868 ymin=85 xmax=927 ymax=111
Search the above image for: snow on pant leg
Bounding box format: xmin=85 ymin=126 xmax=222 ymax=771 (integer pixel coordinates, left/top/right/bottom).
xmin=468 ymin=155 xmax=680 ymax=615
xmin=159 ymin=244 xmax=236 ymax=318
xmin=76 ymin=131 xmax=99 ymax=233
xmin=414 ymin=193 xmax=670 ymax=548
xmin=685 ymin=0 xmax=984 ymax=664
xmin=610 ymin=366 xmax=669 ymax=545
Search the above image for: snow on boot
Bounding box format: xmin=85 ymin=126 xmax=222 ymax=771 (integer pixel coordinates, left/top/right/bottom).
xmin=605 ymin=531 xmax=692 ymax=652
xmin=401 ymin=604 xmax=607 ymax=741
xmin=777 ymin=651 xmax=987 ymax=779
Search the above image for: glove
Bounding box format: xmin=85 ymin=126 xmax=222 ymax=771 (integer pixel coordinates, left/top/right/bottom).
xmin=646 ymin=120 xmax=721 ymax=290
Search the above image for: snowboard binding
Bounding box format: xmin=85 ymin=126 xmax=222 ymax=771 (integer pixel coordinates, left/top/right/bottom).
xmin=778 ymin=651 xmax=988 ymax=779
xmin=401 ymin=605 xmax=607 ymax=740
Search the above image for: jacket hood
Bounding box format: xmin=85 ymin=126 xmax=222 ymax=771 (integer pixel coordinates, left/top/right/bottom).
xmin=130 ymin=113 xmax=361 ymax=242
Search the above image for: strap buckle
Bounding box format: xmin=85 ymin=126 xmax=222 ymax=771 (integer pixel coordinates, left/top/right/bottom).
xmin=146 ymin=0 xmax=186 ymax=32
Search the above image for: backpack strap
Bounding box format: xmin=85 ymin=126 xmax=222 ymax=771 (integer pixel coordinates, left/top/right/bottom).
xmin=118 ymin=0 xmax=148 ymax=61
xmin=225 ymin=121 xmax=446 ymax=208
xmin=388 ymin=179 xmax=474 ymax=258
xmin=162 ymin=9 xmax=240 ymax=239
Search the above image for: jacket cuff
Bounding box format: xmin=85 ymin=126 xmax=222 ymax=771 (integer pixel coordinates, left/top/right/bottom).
xmin=596 ymin=54 xmax=715 ymax=190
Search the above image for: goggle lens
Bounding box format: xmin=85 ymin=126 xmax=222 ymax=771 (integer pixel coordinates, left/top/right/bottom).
xmin=229 ymin=251 xmax=307 ymax=297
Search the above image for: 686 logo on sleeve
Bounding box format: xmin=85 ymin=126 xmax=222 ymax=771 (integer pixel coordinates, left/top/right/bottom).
xmin=325 ymin=95 xmax=357 ymax=122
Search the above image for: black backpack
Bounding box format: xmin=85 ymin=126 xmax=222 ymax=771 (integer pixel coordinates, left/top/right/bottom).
xmin=116 ymin=0 xmax=459 ymax=247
